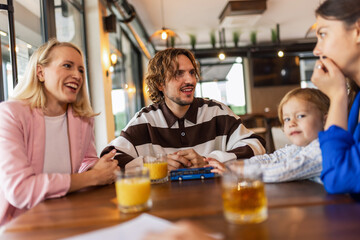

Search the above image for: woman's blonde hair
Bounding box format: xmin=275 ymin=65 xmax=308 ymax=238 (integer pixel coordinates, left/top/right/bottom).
xmin=145 ymin=48 xmax=200 ymax=103
xmin=11 ymin=38 xmax=96 ymax=118
xmin=278 ymin=88 xmax=330 ymax=125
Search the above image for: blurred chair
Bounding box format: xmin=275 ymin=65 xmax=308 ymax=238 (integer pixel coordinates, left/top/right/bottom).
xmin=240 ymin=114 xmax=275 ymax=153
xmin=271 ymin=126 xmax=292 ymax=150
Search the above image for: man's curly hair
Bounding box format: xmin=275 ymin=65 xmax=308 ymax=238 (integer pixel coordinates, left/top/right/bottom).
xmin=145 ymin=48 xmax=200 ymax=103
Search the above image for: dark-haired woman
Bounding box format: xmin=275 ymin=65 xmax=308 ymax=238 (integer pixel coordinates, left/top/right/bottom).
xmin=311 ymin=0 xmax=360 ymax=194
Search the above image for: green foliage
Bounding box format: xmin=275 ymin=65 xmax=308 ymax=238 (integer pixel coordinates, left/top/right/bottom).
xmin=189 ymin=34 xmax=197 ymax=49
xmin=271 ymin=28 xmax=277 ymax=43
xmin=232 ymin=31 xmax=241 ymax=47
xmin=170 ymin=36 xmax=176 ymax=47
xmin=250 ymin=31 xmax=257 ymax=45
xmin=210 ymin=31 xmax=216 ymax=48
xmin=114 ymin=112 xmax=127 ymax=137
xmin=229 ymin=105 xmax=246 ymax=115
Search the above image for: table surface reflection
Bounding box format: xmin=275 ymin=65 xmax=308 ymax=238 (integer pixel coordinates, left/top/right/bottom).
xmin=2 ymin=178 xmax=359 ymax=240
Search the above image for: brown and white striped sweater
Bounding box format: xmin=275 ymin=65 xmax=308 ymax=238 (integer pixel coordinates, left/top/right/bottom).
xmin=101 ymin=98 xmax=266 ymax=168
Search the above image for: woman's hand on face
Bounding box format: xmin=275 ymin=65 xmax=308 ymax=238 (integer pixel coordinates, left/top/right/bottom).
xmin=311 ymin=58 xmax=347 ymax=100
xmin=91 ymin=150 xmax=119 ymax=185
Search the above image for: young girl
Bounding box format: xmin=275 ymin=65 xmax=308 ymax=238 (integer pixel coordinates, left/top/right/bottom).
xmin=311 ymin=0 xmax=360 ymax=194
xmin=206 ymin=88 xmax=329 ymax=183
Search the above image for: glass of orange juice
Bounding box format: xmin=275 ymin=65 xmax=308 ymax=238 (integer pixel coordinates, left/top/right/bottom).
xmin=143 ymin=154 xmax=168 ymax=184
xmin=115 ymin=167 xmax=152 ymax=213
xmin=222 ymin=162 xmax=267 ymax=224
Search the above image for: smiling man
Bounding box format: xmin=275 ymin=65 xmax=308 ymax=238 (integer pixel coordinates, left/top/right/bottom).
xmin=101 ymin=48 xmax=266 ymax=170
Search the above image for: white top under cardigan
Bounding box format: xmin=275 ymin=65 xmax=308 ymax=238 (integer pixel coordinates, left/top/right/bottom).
xmin=43 ymin=113 xmax=71 ymax=173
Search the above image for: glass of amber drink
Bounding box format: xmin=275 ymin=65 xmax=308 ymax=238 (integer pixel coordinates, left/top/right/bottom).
xmin=115 ymin=167 xmax=152 ymax=213
xmin=143 ymin=154 xmax=168 ymax=184
xmin=221 ymin=162 xmax=267 ymax=224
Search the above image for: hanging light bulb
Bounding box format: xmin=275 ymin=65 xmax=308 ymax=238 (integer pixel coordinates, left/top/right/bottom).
xmin=161 ymin=30 xmax=168 ymax=40
xmin=110 ymin=53 xmax=118 ymax=65
xmin=150 ymin=0 xmax=177 ymax=44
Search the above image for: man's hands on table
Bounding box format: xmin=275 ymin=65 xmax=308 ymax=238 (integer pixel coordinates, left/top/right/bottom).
xmin=167 ymin=149 xmax=207 ymax=171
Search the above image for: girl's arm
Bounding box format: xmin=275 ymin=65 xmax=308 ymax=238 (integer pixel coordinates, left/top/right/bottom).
xmin=246 ymin=141 xmax=322 ymax=182
xmin=204 ymin=158 xmax=226 ymax=174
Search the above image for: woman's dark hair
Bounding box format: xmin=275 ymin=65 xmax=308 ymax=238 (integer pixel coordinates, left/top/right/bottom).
xmin=316 ymin=0 xmax=360 ymax=27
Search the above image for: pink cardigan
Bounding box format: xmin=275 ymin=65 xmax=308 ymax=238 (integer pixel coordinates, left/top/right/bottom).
xmin=0 ymin=101 xmax=98 ymax=225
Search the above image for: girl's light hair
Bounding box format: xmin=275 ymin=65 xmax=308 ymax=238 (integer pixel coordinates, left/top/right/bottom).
xmin=278 ymin=88 xmax=330 ymax=125
xmin=11 ymin=38 xmax=97 ymax=118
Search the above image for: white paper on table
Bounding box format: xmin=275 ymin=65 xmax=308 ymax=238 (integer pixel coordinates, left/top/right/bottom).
xmin=61 ymin=213 xmax=172 ymax=240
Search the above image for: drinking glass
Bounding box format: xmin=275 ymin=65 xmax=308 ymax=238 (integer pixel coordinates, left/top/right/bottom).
xmin=221 ymin=161 xmax=268 ymax=224
xmin=115 ymin=167 xmax=152 ymax=213
xmin=143 ymin=154 xmax=168 ymax=184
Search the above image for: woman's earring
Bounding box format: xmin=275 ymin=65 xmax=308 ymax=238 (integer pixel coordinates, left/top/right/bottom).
xmin=39 ymin=77 xmax=44 ymax=82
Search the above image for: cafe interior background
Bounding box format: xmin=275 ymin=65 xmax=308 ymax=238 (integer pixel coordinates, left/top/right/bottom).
xmin=0 ymin=0 xmax=319 ymax=154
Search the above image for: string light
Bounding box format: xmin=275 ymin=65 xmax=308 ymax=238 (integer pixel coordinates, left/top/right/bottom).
xmin=110 ymin=53 xmax=118 ymax=65
xmin=278 ymin=50 xmax=284 ymax=58
xmin=218 ymin=52 xmax=226 ymax=61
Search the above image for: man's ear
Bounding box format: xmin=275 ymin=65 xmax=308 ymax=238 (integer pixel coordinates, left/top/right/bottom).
xmin=157 ymin=83 xmax=164 ymax=92
xmin=36 ymin=65 xmax=45 ymax=82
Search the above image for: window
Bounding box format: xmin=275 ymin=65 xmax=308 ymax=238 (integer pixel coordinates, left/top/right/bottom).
xmin=196 ymin=57 xmax=246 ymax=115
xmin=0 ymin=0 xmax=42 ymax=102
xmin=109 ymin=24 xmax=144 ymax=136
xmin=109 ymin=26 xmax=128 ymax=137
xmin=299 ymin=56 xmax=317 ymax=88
xmin=54 ymin=0 xmax=85 ymax=52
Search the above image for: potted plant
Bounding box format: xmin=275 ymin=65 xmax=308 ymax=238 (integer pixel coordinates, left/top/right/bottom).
xmin=170 ymin=36 xmax=176 ymax=48
xmin=210 ymin=31 xmax=216 ymax=48
xmin=189 ymin=34 xmax=196 ymax=50
xmin=250 ymin=31 xmax=257 ymax=45
xmin=271 ymin=28 xmax=277 ymax=43
xmin=232 ymin=31 xmax=240 ymax=47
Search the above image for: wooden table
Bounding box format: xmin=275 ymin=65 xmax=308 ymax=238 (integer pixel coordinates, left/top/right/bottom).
xmin=2 ymin=178 xmax=360 ymax=240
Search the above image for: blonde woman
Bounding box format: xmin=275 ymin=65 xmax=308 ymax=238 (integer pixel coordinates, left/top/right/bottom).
xmin=0 ymin=39 xmax=119 ymax=225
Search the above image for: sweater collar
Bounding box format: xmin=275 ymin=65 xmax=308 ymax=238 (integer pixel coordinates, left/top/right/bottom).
xmin=160 ymin=98 xmax=198 ymax=127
